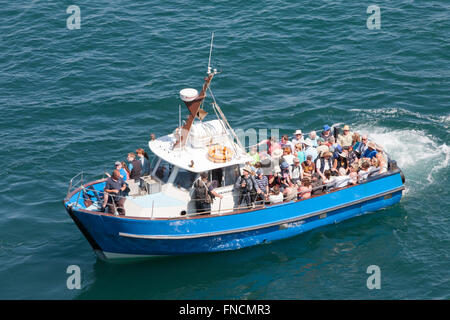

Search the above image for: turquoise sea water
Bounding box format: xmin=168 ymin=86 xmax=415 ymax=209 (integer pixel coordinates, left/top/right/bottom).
xmin=0 ymin=1 xmax=449 ymax=299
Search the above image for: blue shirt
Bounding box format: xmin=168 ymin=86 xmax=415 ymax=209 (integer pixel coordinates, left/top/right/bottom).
xmin=296 ymin=151 xmax=306 ymax=164
xmin=119 ymin=168 xmax=127 ymax=181
xmin=362 ymin=149 xmax=377 ymax=159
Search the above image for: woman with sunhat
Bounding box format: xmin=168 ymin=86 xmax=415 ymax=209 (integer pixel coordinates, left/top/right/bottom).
xmin=362 ymin=141 xmax=378 ymax=159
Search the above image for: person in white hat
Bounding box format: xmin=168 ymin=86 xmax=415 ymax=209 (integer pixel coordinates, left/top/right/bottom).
xmin=337 ymin=125 xmax=354 ymax=149
xmin=292 ymin=129 xmax=303 ymax=145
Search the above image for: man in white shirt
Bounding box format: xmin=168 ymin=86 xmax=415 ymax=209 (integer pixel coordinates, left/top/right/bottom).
xmin=330 ymin=167 xmax=350 ymax=189
xmin=315 ymin=151 xmax=333 ymax=181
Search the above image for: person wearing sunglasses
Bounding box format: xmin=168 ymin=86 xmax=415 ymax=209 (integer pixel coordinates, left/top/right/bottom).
xmin=355 ymin=134 xmax=369 ymax=157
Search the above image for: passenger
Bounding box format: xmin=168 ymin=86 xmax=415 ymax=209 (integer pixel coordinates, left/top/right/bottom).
xmin=333 ymin=150 xmax=350 ymax=175
xmin=370 ymin=157 xmax=379 ymax=171
xmin=298 ymin=178 xmax=312 ymax=200
xmin=249 ymin=168 xmax=263 ymax=205
xmin=281 ymin=147 xmax=295 ymax=166
xmin=115 ymin=161 xmax=128 ymax=181
xmin=234 ymin=166 xmax=260 ymax=208
xmin=280 ymin=175 xmax=292 ymax=194
xmin=127 ymin=153 xmax=142 ymax=181
xmin=322 ymin=169 xmax=332 ymax=184
xmin=258 ymin=136 xmax=281 ymax=156
xmin=347 ymin=149 xmax=359 ymax=166
xmin=280 ymin=161 xmax=291 ymax=179
xmin=315 ymin=151 xmax=334 ymax=182
xmin=121 ymin=161 xmax=130 ymax=180
xmin=315 ymin=138 xmax=329 ymax=158
xmin=268 ymin=172 xmax=282 ymax=190
xmin=279 ymin=162 xmax=293 ymax=192
xmin=105 ymin=162 xmax=128 ymax=181
xmin=321 ymin=124 xmax=333 ymax=142
xmin=193 ymin=172 xmax=223 ymax=214
xmin=337 ymin=125 xmax=354 ymax=150
xmin=136 ymin=148 xmax=151 ymax=176
xmin=301 ymin=155 xmax=316 ymax=180
xmin=330 ymin=167 xmax=350 ymax=189
xmin=101 ymin=169 xmax=127 ymax=215
xmin=295 ymin=143 xmax=306 ymax=164
xmin=366 ymin=157 xmax=380 ymax=178
xmin=269 ymin=185 xmax=283 ymax=204
xmin=358 ymin=161 xmax=371 ymax=182
xmin=289 ymin=158 xmax=303 ymax=184
xmin=309 ymin=131 xmax=319 ymax=147
xmin=354 ymin=134 xmax=369 ymax=157
xmin=255 ymin=169 xmax=269 ymax=202
xmin=351 ymin=132 xmax=361 ymax=151
xmin=303 ymin=139 xmax=318 ymax=162
xmin=348 ymin=164 xmax=359 ymax=185
xmin=292 ymin=129 xmax=303 ymax=145
xmin=283 ymin=179 xmax=298 ymax=201
xmin=280 ymin=134 xmax=295 ymax=154
xmin=375 ymin=144 xmax=388 ymax=173
xmin=362 ymin=141 xmax=378 ymax=159
xmin=248 ymin=146 xmax=260 ymax=165
xmin=329 ymin=136 xmax=343 ymax=159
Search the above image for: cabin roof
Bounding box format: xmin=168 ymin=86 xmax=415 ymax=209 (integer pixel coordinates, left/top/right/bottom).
xmin=148 ymin=120 xmax=252 ymax=173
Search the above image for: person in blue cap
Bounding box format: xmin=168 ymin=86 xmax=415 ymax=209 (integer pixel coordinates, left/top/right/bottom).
xmin=321 ymin=124 xmax=333 ymax=142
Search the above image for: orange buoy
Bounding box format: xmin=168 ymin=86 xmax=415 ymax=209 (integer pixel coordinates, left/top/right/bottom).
xmin=208 ymin=145 xmax=233 ymax=163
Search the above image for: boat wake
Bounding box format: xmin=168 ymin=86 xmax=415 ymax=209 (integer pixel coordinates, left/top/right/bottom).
xmin=354 ymin=125 xmax=449 ymax=195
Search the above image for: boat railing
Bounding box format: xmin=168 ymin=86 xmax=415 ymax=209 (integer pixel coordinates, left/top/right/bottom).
xmin=187 ymin=179 xmax=347 ymax=217
xmin=66 ymin=171 xmax=108 ymax=200
xmin=68 ymin=166 xmax=391 ymax=217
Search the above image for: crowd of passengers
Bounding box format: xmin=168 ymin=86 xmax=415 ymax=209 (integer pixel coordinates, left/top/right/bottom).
xmin=99 ymin=148 xmax=151 ymax=214
xmin=99 ymin=126 xmax=389 ymax=215
xmin=235 ymin=124 xmax=389 ymax=208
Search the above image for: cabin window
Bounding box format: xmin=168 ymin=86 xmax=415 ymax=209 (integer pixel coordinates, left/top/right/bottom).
xmin=222 ymin=164 xmax=240 ymax=187
xmin=173 ymin=168 xmax=198 ymax=190
xmin=154 ymin=159 xmax=173 ymax=183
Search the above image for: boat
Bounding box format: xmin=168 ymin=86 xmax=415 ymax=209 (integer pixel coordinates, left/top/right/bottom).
xmin=63 ymin=37 xmax=406 ymax=260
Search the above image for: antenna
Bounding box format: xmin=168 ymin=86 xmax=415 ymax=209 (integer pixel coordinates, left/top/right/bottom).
xmin=207 ymin=32 xmax=214 ymax=74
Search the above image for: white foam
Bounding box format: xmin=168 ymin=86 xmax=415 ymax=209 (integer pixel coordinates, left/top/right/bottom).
xmin=350 ymin=107 xmax=450 ymax=129
xmin=354 ymin=125 xmax=450 ymax=189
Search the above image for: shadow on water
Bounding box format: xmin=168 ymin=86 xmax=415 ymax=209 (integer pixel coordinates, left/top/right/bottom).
xmin=75 ymin=243 xmax=296 ymax=299
xmin=74 ymin=203 xmax=408 ymax=299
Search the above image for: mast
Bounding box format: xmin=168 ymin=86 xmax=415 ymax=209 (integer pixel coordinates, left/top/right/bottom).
xmin=173 ymin=33 xmax=216 ymax=149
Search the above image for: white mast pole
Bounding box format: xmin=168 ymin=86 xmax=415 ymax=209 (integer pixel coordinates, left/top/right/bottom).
xmin=179 ymin=104 xmax=182 ymax=152
xmin=207 ymin=32 xmax=214 ymax=74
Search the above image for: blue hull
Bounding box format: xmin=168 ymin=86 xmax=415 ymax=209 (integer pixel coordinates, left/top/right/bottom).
xmin=64 ymin=171 xmax=404 ymax=259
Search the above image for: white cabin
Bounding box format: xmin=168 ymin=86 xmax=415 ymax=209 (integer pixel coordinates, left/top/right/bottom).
xmin=122 ymin=119 xmax=253 ymax=219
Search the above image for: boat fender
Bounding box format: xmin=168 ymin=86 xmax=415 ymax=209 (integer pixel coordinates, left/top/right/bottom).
xmin=400 ymin=169 xmax=406 ymax=184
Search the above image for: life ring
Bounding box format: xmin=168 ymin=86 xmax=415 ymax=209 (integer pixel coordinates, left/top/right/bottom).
xmin=208 ymin=145 xmax=233 ymax=163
